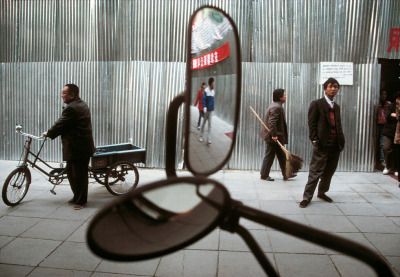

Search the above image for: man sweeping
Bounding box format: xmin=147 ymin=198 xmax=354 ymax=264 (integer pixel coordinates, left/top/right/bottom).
xmin=299 ymin=78 xmax=345 ymax=208
xmin=260 ymin=89 xmax=296 ymax=181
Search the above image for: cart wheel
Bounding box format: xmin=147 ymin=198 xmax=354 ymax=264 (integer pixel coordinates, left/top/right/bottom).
xmin=93 ymin=171 xmax=119 ymax=186
xmin=105 ymin=161 xmax=139 ymax=196
xmin=2 ymin=167 xmax=31 ymax=206
xmin=93 ymin=172 xmax=107 ymax=185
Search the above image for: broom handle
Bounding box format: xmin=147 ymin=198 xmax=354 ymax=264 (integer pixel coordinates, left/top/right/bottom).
xmin=249 ymin=106 xmax=289 ymax=156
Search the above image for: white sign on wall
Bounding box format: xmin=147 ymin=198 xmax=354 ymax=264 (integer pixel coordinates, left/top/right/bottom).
xmin=319 ymin=62 xmax=354 ymax=85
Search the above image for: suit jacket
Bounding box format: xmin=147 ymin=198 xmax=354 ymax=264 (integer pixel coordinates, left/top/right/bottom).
xmin=47 ymin=98 xmax=95 ymax=161
xmin=308 ymin=97 xmax=345 ymax=151
xmin=261 ymin=101 xmax=288 ymax=144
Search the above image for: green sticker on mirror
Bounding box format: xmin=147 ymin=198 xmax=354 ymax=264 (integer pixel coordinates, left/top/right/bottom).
xmin=210 ymin=11 xmax=224 ymax=23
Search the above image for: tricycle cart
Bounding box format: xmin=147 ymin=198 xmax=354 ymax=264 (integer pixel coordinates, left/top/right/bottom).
xmin=2 ymin=125 xmax=146 ymax=206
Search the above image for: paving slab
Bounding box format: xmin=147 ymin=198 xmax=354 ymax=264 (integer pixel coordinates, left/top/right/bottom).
xmin=330 ymin=254 xmax=376 ymax=277
xmin=306 ymin=215 xmax=359 ymax=233
xmin=40 ymin=241 xmax=101 ymax=271
xmin=365 ymin=233 xmax=400 ymax=256
xmin=27 ymin=267 xmax=92 ymax=277
xmin=274 ymin=253 xmax=339 ymax=277
xmin=348 ymin=216 xmax=400 ymax=233
xmin=0 ymin=238 xmax=61 ymax=266
xmin=335 ymin=202 xmax=384 ymax=216
xmin=0 ymin=263 xmax=33 ymax=277
xmin=0 ymin=216 xmax=40 ymax=236
xmin=0 ymin=235 xmax=14 ymax=248
xmin=268 ymin=230 xmax=327 ymax=254
xmin=156 ymin=250 xmax=218 ymax=277
xmin=21 ymin=219 xmax=84 ymax=240
xmin=96 ymin=258 xmax=160 ymax=276
xmin=218 ymin=251 xmax=272 ymax=277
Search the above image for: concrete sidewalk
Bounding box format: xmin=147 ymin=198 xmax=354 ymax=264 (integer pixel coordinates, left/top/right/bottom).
xmin=0 ymin=160 xmax=399 ymax=277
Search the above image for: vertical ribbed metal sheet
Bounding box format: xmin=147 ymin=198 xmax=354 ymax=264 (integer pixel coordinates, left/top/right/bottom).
xmin=0 ymin=0 xmax=397 ymax=171
xmin=1 ymin=0 xmax=398 ymax=63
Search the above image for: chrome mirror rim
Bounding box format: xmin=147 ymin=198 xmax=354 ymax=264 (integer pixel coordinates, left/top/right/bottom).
xmin=184 ymin=5 xmax=242 ymax=176
xmin=86 ymin=176 xmax=231 ymax=261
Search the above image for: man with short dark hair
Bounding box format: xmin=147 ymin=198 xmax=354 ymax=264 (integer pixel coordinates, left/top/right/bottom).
xmin=299 ymin=78 xmax=345 ymax=208
xmin=44 ymin=84 xmax=95 ymax=210
xmin=260 ymin=88 xmax=293 ymax=181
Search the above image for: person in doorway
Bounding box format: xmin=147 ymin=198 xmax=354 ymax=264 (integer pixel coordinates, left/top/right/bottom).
xmin=392 ymin=92 xmax=400 ymax=187
xmin=43 ymin=84 xmax=95 ymax=210
xmin=199 ymin=77 xmax=215 ymax=144
xmin=382 ymin=97 xmax=398 ymax=175
xmin=260 ymin=88 xmax=295 ymax=181
xmin=374 ymin=90 xmax=391 ymax=170
xmin=300 ymin=78 xmax=345 ymax=208
xmin=193 ymin=82 xmax=206 ymax=130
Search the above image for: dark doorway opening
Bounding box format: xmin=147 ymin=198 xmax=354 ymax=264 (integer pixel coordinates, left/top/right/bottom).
xmin=378 ymin=58 xmax=400 ymax=101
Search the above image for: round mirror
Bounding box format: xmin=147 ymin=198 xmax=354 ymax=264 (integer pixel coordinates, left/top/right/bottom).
xmin=87 ymin=177 xmax=230 ymax=261
xmin=185 ymin=6 xmax=241 ymax=175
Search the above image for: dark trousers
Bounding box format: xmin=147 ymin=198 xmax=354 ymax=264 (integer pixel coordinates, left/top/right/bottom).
xmin=260 ymin=141 xmax=286 ymax=178
xmin=303 ymin=146 xmax=340 ymax=201
xmin=383 ymin=136 xmax=394 ymax=170
xmin=197 ymin=110 xmax=204 ymax=127
xmin=395 ymin=144 xmax=400 ymax=182
xmin=66 ymin=157 xmax=90 ymax=205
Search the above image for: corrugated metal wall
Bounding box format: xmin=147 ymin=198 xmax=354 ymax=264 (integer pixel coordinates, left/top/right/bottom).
xmin=1 ymin=0 xmax=399 ymax=170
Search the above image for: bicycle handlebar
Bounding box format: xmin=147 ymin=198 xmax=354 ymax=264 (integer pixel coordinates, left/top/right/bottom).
xmin=15 ymin=125 xmax=45 ymax=141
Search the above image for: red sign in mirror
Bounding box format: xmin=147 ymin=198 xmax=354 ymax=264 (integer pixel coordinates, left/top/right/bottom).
xmin=192 ymin=42 xmax=230 ymax=70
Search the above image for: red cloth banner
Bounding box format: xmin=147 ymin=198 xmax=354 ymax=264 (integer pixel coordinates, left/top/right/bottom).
xmin=192 ymin=42 xmax=230 ymax=70
xmin=387 ymin=28 xmax=400 ymax=53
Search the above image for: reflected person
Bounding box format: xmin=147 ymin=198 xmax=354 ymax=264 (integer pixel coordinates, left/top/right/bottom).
xmin=43 ymin=84 xmax=95 ymax=210
xmin=299 ymin=78 xmax=345 ymax=208
xmin=193 ymin=82 xmax=206 ymax=130
xmin=199 ymin=77 xmax=215 ymax=144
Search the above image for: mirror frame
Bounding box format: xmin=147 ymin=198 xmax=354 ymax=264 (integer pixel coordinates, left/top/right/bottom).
xmin=184 ymin=5 xmax=242 ymax=176
xmin=87 ymin=176 xmax=231 ymax=261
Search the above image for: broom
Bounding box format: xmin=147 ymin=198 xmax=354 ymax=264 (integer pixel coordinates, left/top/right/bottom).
xmin=249 ymin=106 xmax=303 ymax=178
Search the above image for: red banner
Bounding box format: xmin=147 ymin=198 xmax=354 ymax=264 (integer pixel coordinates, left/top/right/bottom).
xmin=387 ymin=27 xmax=400 ymax=53
xmin=192 ymin=42 xmax=230 ymax=70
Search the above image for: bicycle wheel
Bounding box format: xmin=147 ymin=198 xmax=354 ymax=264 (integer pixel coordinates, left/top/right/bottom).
xmin=2 ymin=167 xmax=31 ymax=206
xmin=105 ymin=161 xmax=139 ymax=196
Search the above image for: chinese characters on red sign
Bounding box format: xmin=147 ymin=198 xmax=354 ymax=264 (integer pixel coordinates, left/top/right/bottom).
xmin=192 ymin=42 xmax=230 ymax=70
xmin=387 ymin=28 xmax=400 ymax=53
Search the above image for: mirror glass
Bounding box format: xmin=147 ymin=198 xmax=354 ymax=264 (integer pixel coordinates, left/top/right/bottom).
xmin=87 ymin=181 xmax=225 ymax=260
xmin=187 ymin=7 xmax=240 ymax=174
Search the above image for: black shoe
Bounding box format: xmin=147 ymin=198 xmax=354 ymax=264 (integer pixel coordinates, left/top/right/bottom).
xmin=299 ymin=200 xmax=310 ymax=208
xmin=68 ymin=199 xmax=75 ymax=204
xmin=317 ymin=193 xmax=333 ymax=203
xmin=260 ymin=176 xmax=274 ymax=181
xmin=283 ymin=173 xmax=297 ymax=181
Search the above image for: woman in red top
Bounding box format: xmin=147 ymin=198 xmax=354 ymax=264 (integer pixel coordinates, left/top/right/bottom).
xmin=193 ymin=82 xmax=206 ymax=129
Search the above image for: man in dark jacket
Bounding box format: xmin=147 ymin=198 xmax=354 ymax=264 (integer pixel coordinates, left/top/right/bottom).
xmin=299 ymin=78 xmax=345 ymax=208
xmin=260 ymin=88 xmax=293 ymax=181
xmin=45 ymin=84 xmax=95 ymax=209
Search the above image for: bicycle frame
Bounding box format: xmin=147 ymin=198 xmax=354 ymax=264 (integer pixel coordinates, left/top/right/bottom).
xmin=17 ymin=128 xmax=64 ymax=180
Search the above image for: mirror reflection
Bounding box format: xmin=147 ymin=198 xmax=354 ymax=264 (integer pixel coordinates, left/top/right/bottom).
xmin=188 ymin=7 xmax=239 ymax=174
xmin=88 ymin=182 xmax=225 ymax=259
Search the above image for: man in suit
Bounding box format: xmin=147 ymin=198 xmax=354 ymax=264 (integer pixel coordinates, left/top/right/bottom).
xmin=299 ymin=78 xmax=345 ymax=208
xmin=260 ymin=88 xmax=294 ymax=181
xmin=44 ymin=84 xmax=95 ymax=209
